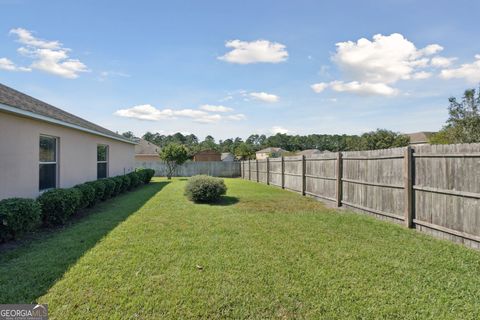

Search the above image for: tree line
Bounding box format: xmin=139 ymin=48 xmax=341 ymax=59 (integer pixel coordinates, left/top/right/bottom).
xmin=122 ymin=129 xmax=409 ymax=160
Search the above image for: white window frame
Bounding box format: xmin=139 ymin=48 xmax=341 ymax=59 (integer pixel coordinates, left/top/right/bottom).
xmin=97 ymin=144 xmax=109 ymax=179
xmin=39 ymin=134 xmax=59 ymax=191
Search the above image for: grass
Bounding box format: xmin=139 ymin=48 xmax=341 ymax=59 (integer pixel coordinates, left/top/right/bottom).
xmin=1 ymin=178 xmax=480 ymax=319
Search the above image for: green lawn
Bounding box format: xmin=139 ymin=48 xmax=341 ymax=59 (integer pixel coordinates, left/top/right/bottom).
xmin=1 ymin=178 xmax=480 ymax=319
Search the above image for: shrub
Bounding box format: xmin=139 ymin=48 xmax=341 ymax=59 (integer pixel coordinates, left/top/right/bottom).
xmin=74 ymin=183 xmax=96 ymax=208
xmin=0 ymin=198 xmax=42 ymax=242
xmin=102 ymin=178 xmax=116 ymax=200
xmin=127 ymin=172 xmax=141 ymax=190
xmin=112 ymin=176 xmax=123 ymax=195
xmin=137 ymin=168 xmax=155 ymax=184
xmin=86 ymin=180 xmax=106 ymax=203
xmin=120 ymin=175 xmax=131 ymax=193
xmin=184 ymin=175 xmax=227 ymax=203
xmin=38 ymin=188 xmax=82 ymax=226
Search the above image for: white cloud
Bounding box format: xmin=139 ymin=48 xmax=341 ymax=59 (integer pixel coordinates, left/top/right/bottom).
xmin=98 ymin=70 xmax=130 ymax=81
xmin=10 ymin=28 xmax=61 ymax=49
xmin=312 ymin=33 xmax=451 ymax=96
xmin=412 ymin=71 xmax=432 ymax=80
xmin=114 ymin=104 xmax=246 ymax=123
xmin=249 ymin=92 xmax=279 ymax=103
xmin=430 ymin=56 xmax=456 ymax=68
xmin=333 ymin=33 xmax=440 ymax=83
xmin=7 ymin=27 xmax=89 ymax=79
xmin=311 ymin=81 xmax=398 ymax=96
xmin=0 ymin=57 xmax=31 ymax=72
xmin=329 ymin=81 xmax=398 ymax=96
xmin=199 ymin=104 xmax=234 ymax=112
xmin=218 ymin=39 xmax=288 ymax=64
xmin=194 ymin=114 xmax=222 ymax=123
xmin=226 ymin=113 xmax=247 ymax=121
xmin=440 ymin=55 xmax=480 ymax=83
xmin=271 ymin=126 xmax=290 ymax=134
xmin=311 ymin=82 xmax=329 ymax=93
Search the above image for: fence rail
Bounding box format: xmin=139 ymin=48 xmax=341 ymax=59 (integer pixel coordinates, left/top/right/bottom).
xmin=241 ymin=143 xmax=480 ymax=249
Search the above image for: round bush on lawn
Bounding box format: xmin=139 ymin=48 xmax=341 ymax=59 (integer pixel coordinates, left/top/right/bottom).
xmin=184 ymin=175 xmax=227 ymax=203
xmin=0 ymin=198 xmax=42 ymax=242
xmin=37 ymin=188 xmax=82 ymax=226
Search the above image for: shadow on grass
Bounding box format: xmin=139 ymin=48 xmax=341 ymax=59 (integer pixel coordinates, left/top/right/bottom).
xmin=0 ymin=180 xmax=169 ymax=304
xmin=208 ymin=195 xmax=239 ymax=206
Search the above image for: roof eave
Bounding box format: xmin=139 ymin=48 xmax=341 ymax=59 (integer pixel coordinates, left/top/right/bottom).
xmin=0 ymin=102 xmax=137 ymax=145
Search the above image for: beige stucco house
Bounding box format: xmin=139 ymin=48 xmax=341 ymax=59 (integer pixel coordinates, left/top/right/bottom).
xmin=0 ymin=83 xmax=136 ymax=200
xmin=255 ymin=147 xmax=286 ymax=160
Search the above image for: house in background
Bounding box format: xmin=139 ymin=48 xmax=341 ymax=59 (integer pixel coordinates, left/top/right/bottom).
xmin=405 ymin=132 xmax=435 ymax=146
xmin=256 ymin=147 xmax=286 ymax=160
xmin=135 ymin=138 xmax=161 ymax=162
xmin=296 ymin=149 xmax=322 ymax=157
xmin=221 ymin=152 xmax=235 ymax=162
xmin=193 ymin=150 xmax=221 ymax=162
xmin=0 ymin=83 xmax=136 ymax=200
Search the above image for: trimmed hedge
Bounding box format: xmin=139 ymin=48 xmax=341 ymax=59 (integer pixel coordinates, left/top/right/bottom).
xmin=86 ymin=180 xmax=106 ymax=203
xmin=0 ymin=198 xmax=42 ymax=242
xmin=120 ymin=175 xmax=131 ymax=193
xmin=38 ymin=188 xmax=82 ymax=226
xmin=74 ymin=183 xmax=96 ymax=208
xmin=1 ymin=170 xmax=154 ymax=243
xmin=112 ymin=177 xmax=123 ymax=196
xmin=137 ymin=168 xmax=155 ymax=184
xmin=102 ymin=178 xmax=116 ymax=200
xmin=127 ymin=172 xmax=141 ymax=190
xmin=184 ymin=175 xmax=227 ymax=203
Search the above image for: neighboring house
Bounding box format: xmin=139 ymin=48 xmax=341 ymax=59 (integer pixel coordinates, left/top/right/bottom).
xmin=256 ymin=147 xmax=286 ymax=159
xmin=296 ymin=149 xmax=322 ymax=156
xmin=193 ymin=150 xmax=221 ymax=162
xmin=405 ymin=132 xmax=435 ymax=146
xmin=135 ymin=138 xmax=161 ymax=161
xmin=221 ymin=152 xmax=235 ymax=162
xmin=0 ymin=83 xmax=136 ymax=200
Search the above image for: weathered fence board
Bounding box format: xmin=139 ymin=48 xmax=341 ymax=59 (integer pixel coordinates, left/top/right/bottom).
xmin=241 ymin=143 xmax=480 ymax=249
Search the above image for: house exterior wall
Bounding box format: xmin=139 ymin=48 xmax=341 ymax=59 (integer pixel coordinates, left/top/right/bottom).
xmin=0 ymin=111 xmax=135 ymax=200
xmin=135 ymin=154 xmax=160 ymax=162
xmin=256 ymin=152 xmax=269 ymax=160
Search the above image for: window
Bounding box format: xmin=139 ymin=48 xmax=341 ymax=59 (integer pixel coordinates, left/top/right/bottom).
xmin=39 ymin=135 xmax=57 ymax=190
xmin=97 ymin=145 xmax=108 ymax=179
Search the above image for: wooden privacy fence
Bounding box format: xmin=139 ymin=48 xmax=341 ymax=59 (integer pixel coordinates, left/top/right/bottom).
xmin=137 ymin=160 xmax=241 ymax=177
xmin=241 ymin=143 xmax=480 ymax=249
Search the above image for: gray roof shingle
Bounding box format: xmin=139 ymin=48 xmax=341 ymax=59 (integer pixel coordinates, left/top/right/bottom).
xmin=0 ymin=83 xmax=134 ymax=144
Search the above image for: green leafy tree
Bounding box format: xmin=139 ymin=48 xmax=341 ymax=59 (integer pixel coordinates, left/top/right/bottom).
xmin=431 ymin=88 xmax=480 ymax=144
xmin=359 ymin=129 xmax=410 ymax=150
xmin=234 ymin=142 xmax=255 ymax=160
xmin=121 ymin=131 xmax=135 ymax=139
xmin=159 ymin=143 xmax=189 ymax=179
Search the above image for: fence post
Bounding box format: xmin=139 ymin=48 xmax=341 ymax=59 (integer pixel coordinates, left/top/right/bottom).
xmin=248 ymin=159 xmax=251 ymax=181
xmin=256 ymin=159 xmax=259 ymax=182
xmin=336 ymin=152 xmax=343 ymax=207
xmin=281 ymin=156 xmax=285 ymax=189
xmin=404 ymin=146 xmax=414 ymax=228
xmin=266 ymin=158 xmax=270 ymax=185
xmin=301 ymin=155 xmax=306 ymax=195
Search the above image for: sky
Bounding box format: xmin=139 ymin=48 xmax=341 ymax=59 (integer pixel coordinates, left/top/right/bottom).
xmin=1 ymin=0 xmax=480 ymax=140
